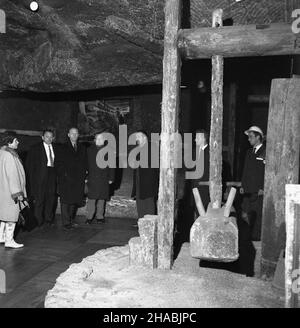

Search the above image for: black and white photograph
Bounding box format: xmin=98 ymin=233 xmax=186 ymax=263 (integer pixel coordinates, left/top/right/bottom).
xmin=0 ymin=0 xmax=300 ymax=315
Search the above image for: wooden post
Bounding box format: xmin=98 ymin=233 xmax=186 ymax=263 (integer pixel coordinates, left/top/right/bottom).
xmin=178 ymin=24 xmax=300 ymax=59
xmin=285 ymin=184 xmax=300 ymax=308
xmin=261 ymin=78 xmax=300 ymax=278
xmin=0 ymin=129 xmax=43 ymax=137
xmin=157 ymin=0 xmax=182 ymax=270
xmin=209 ymin=9 xmax=223 ymax=209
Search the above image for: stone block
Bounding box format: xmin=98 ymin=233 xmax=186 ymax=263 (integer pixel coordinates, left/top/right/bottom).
xmin=128 ymin=237 xmax=144 ymax=266
xmin=138 ymin=215 xmax=158 ymax=268
xmin=190 ymin=215 xmax=239 ymax=262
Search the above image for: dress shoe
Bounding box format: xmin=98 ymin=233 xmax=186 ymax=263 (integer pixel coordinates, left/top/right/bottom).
xmin=71 ymin=222 xmax=79 ymax=228
xmin=96 ymin=218 xmax=105 ymax=224
xmin=85 ymin=219 xmax=93 ymax=225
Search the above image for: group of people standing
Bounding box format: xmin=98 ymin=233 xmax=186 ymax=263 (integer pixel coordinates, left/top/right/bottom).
xmin=0 ymin=123 xmax=265 ymax=249
xmin=0 ymin=128 xmax=159 ymax=248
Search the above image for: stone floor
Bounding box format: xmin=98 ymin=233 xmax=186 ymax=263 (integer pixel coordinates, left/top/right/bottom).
xmin=0 ymin=216 xmax=138 ymax=308
xmin=45 ymin=243 xmax=284 ymax=308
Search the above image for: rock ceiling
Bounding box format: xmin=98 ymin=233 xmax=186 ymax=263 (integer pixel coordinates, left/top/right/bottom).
xmin=0 ymin=0 xmax=287 ymax=92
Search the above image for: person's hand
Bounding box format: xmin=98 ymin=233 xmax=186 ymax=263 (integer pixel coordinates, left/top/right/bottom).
xmin=240 ymin=187 xmax=244 ymax=194
xmin=17 ymin=195 xmax=24 ymax=201
xmin=109 ymin=181 xmax=113 ymax=184
xmin=258 ymin=189 xmax=264 ymax=196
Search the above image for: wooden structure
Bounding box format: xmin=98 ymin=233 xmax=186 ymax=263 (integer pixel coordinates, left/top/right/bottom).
xmin=157 ymin=0 xmax=182 ymax=269
xmin=262 ymin=79 xmax=300 ymax=277
xmin=158 ymin=0 xmax=300 ymax=269
xmin=158 ymin=0 xmax=300 ymax=270
xmin=285 ymin=184 xmax=300 ymax=308
xmin=209 ymin=9 xmax=223 ymax=209
xmin=0 ymin=129 xmax=43 ymax=137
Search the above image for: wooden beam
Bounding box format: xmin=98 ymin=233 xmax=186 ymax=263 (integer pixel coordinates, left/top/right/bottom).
xmin=209 ymin=9 xmax=223 ymax=209
xmin=157 ymin=0 xmax=182 ymax=270
xmin=178 ymin=23 xmax=300 ymax=59
xmin=247 ymin=94 xmax=269 ymax=103
xmin=0 ymin=129 xmax=43 ymax=137
xmin=285 ymin=184 xmax=300 ymax=308
xmin=261 ymin=78 xmax=300 ymax=278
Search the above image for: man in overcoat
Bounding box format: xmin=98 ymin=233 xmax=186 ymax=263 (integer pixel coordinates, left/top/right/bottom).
xmin=56 ymin=128 xmax=87 ymax=230
xmin=240 ymin=126 xmax=266 ymax=241
xmin=131 ymin=131 xmax=159 ymax=221
xmin=85 ymin=132 xmax=115 ymax=224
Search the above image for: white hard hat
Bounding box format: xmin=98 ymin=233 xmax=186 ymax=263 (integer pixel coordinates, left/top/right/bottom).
xmin=244 ymin=126 xmax=264 ymax=138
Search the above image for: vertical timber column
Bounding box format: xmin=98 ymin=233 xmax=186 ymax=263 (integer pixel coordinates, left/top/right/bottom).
xmin=261 ymin=78 xmax=300 ymax=278
xmin=285 ymin=184 xmax=300 ymax=308
xmin=157 ymin=0 xmax=182 ymax=269
xmin=209 ymin=9 xmax=223 ymax=208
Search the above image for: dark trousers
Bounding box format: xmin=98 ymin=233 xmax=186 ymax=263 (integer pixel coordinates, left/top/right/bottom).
xmin=61 ymin=203 xmax=77 ymax=226
xmin=242 ymin=193 xmax=263 ymax=241
xmin=136 ymin=197 xmax=156 ymax=219
xmin=34 ymin=168 xmax=56 ymax=225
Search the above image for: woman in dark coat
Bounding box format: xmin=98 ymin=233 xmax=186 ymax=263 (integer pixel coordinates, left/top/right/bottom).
xmin=56 ymin=128 xmax=87 ymax=229
xmin=85 ymin=132 xmax=115 ymax=224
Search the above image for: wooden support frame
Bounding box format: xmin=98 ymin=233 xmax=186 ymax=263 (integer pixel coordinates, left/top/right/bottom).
xmin=157 ymin=0 xmax=182 ymax=270
xmin=261 ymin=78 xmax=300 ymax=278
xmin=285 ymin=184 xmax=300 ymax=308
xmin=209 ymin=9 xmax=223 ymax=209
xmin=178 ymin=23 xmax=300 ymax=59
xmin=0 ymin=129 xmax=43 ymax=137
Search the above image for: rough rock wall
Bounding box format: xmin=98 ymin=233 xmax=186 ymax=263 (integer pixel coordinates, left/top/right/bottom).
xmin=0 ymin=92 xmax=78 ymax=145
xmin=0 ymin=0 xmax=293 ymax=92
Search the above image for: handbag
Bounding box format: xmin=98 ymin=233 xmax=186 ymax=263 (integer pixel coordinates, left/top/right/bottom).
xmin=18 ymin=200 xmax=38 ymax=232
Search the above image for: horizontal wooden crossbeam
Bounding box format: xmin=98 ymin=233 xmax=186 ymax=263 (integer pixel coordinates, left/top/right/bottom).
xmin=178 ymin=23 xmax=300 ymax=59
xmin=0 ymin=129 xmax=43 ymax=137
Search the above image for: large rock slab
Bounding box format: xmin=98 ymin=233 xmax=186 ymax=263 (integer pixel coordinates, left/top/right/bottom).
xmin=128 ymin=215 xmax=158 ymax=268
xmin=190 ymin=206 xmax=239 ymax=262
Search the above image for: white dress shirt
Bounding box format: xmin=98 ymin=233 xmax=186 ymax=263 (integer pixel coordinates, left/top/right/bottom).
xmin=253 ymin=143 xmax=262 ymax=154
xmin=43 ymin=142 xmax=55 ymax=167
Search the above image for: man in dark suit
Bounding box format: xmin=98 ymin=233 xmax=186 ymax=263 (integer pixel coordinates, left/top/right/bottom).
xmin=26 ymin=129 xmax=57 ymax=227
xmin=131 ymin=131 xmax=159 ymax=222
xmin=56 ymin=128 xmax=87 ymax=230
xmin=191 ymin=129 xmax=210 ymax=217
xmin=85 ymin=132 xmax=115 ymax=224
xmin=240 ymin=126 xmax=266 ymax=241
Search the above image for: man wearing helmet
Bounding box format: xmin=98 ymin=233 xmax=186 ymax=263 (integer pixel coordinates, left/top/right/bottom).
xmin=240 ymin=126 xmax=266 ymax=241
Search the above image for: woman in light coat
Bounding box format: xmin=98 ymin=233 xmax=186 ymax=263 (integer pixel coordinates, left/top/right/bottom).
xmin=0 ymin=132 xmax=26 ymax=248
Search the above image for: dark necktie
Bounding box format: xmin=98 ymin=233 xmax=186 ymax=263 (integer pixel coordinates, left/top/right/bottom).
xmin=252 ymin=147 xmax=256 ymax=154
xmin=73 ymin=143 xmax=77 ymax=151
xmin=48 ymin=145 xmax=54 ymax=167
